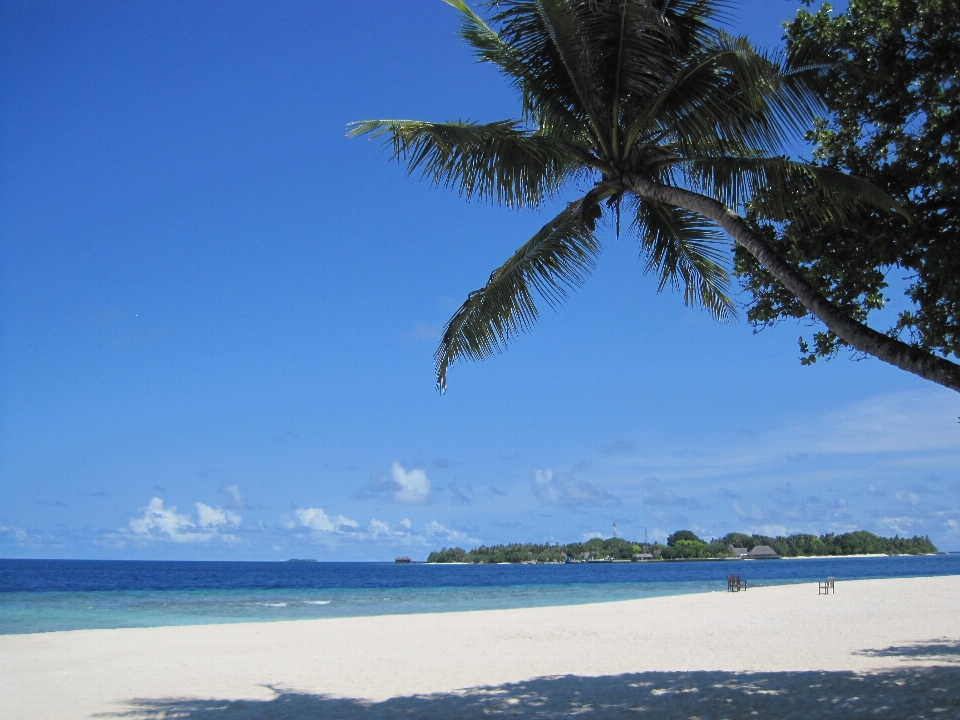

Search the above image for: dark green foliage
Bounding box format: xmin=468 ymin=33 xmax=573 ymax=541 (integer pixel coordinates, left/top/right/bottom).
xmin=427 ymin=531 xmax=937 ymax=562
xmin=660 ymin=539 xmax=709 ymax=559
xmin=428 ymin=537 xmax=640 ymax=563
xmin=717 ymin=530 xmax=937 ymax=557
xmin=667 ymin=529 xmax=702 ymax=546
xmin=427 ymin=547 xmax=469 ymax=563
xmin=658 ymin=531 xmax=735 ymax=559
xmin=432 ymin=201 xmax=602 ymax=386
xmin=736 ymin=0 xmax=960 ymax=362
xmin=353 ymin=0 xmax=909 ymax=391
xmin=722 ymin=532 xmax=753 ymax=547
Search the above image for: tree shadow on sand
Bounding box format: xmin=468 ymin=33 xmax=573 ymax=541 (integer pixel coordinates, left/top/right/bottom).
xmin=856 ymin=637 xmax=960 ymax=661
xmin=101 ymin=646 xmax=960 ymax=720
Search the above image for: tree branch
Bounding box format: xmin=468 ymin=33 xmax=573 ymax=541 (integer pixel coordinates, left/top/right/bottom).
xmin=627 ymin=175 xmax=960 ymax=392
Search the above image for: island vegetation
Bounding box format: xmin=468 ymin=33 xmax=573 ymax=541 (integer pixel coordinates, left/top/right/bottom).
xmin=426 ymin=530 xmax=937 ymax=563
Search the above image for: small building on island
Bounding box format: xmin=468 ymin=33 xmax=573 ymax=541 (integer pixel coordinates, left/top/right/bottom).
xmin=395 ymin=556 xmax=412 ymax=564
xmin=729 ymin=547 xmax=748 ymax=559
xmin=632 ymin=553 xmax=654 ymax=561
xmin=745 ymin=545 xmax=779 ymax=559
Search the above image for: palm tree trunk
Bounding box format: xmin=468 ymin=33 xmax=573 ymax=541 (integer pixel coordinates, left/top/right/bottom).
xmin=627 ymin=175 xmax=960 ymax=393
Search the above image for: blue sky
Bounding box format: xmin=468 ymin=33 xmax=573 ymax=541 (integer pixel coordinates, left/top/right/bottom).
xmin=2 ymin=0 xmax=958 ymax=561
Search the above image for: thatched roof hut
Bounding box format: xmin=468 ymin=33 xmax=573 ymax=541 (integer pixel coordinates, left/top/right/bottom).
xmin=746 ymin=545 xmax=779 ymax=559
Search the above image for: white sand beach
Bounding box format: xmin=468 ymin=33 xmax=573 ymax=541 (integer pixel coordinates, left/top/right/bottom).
xmin=2 ymin=575 xmax=959 ymax=719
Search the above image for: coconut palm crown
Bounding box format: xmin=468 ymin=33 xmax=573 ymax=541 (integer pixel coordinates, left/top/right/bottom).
xmin=351 ymin=0 xmax=960 ymax=393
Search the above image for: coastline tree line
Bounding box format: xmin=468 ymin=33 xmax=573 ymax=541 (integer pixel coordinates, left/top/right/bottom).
xmin=426 ymin=530 xmax=937 ymax=563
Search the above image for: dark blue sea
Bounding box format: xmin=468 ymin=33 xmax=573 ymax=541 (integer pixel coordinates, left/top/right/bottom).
xmin=2 ymin=554 xmax=958 ymax=635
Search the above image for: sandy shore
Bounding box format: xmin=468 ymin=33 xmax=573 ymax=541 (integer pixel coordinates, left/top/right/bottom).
xmin=2 ymin=576 xmax=959 ymax=719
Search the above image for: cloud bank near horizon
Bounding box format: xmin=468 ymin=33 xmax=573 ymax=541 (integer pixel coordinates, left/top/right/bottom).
xmin=2 ymin=390 xmax=957 ymax=558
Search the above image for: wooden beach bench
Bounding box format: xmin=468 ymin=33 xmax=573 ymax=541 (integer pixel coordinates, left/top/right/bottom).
xmin=818 ymin=577 xmax=835 ymax=595
xmin=727 ymin=574 xmax=746 ymax=592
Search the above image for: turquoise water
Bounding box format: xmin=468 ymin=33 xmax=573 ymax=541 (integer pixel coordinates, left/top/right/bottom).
xmin=0 ymin=581 xmax=715 ymax=634
xmin=2 ymin=555 xmax=957 ymax=635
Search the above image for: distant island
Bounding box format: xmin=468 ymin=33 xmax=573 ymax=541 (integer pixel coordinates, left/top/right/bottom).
xmin=426 ymin=530 xmax=938 ymax=563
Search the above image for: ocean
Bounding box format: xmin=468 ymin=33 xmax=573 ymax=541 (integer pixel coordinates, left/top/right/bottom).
xmin=2 ymin=554 xmax=958 ymax=635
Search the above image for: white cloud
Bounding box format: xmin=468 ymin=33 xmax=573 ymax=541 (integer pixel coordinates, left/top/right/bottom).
xmin=583 ymin=531 xmax=603 ymax=540
xmin=533 ymin=469 xmax=557 ymax=502
xmin=733 ymin=503 xmax=765 ymax=520
xmin=605 ymin=390 xmax=960 ymax=481
xmin=0 ymin=525 xmax=28 ymax=543
xmin=769 ymin=391 xmax=960 ymax=459
xmin=532 ymin=469 xmax=620 ymax=507
xmin=294 ymin=507 xmax=359 ymax=533
xmin=585 ymin=389 xmax=960 ymax=547
xmin=750 ymin=524 xmax=790 ymax=538
xmin=351 ymin=465 xmax=433 ymax=504
xmin=400 ymin=517 xmax=412 ymax=529
xmin=222 ymin=484 xmax=246 ymax=508
xmin=895 ymin=491 xmax=921 ymax=506
xmin=196 ymin=502 xmax=241 ymax=528
xmin=806 ymin=391 xmax=960 ymax=455
xmin=391 ymin=462 xmax=431 ymax=504
xmin=880 ymin=516 xmax=915 ymax=535
xmin=123 ymin=498 xmax=242 ymax=544
xmin=129 ymin=498 xmax=213 ymax=543
xmin=426 ymin=520 xmax=477 ymax=545
xmin=369 ymin=519 xmax=390 ymax=536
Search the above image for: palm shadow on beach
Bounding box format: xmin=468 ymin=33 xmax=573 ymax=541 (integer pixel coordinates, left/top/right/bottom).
xmin=856 ymin=637 xmax=960 ymax=660
xmin=101 ymin=650 xmax=960 ymax=720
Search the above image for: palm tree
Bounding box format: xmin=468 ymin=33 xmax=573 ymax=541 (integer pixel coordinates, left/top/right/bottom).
xmin=351 ymin=0 xmax=960 ymax=393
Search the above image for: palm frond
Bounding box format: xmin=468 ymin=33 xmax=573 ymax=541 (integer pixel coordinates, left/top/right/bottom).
xmin=581 ymin=3 xmax=680 ymax=151
xmin=632 ymin=197 xmax=736 ymax=321
xmin=479 ymin=0 xmax=622 ymax=153
xmin=442 ymin=0 xmax=578 ymax=134
xmin=621 ymin=47 xmax=752 ymax=158
xmin=615 ymin=1 xmax=713 ymax=108
xmin=435 ymin=200 xmax=600 ymax=391
xmin=351 ymin=0 xmax=922 ymax=391
xmin=740 ymin=36 xmax=832 ymax=144
xmin=531 ymin=0 xmax=611 ymax=154
xmin=624 ymin=32 xmax=826 ymax=164
xmin=348 ymin=119 xmax=580 ymax=207
xmin=682 ymin=156 xmax=906 ymax=224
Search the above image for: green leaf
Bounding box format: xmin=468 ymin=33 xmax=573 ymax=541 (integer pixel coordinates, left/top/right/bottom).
xmin=435 ymin=201 xmax=599 ymax=391
xmin=683 ymin=155 xmax=906 ymax=223
xmin=632 ymin=198 xmax=736 ymax=322
xmin=348 ymin=119 xmax=579 ymax=207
